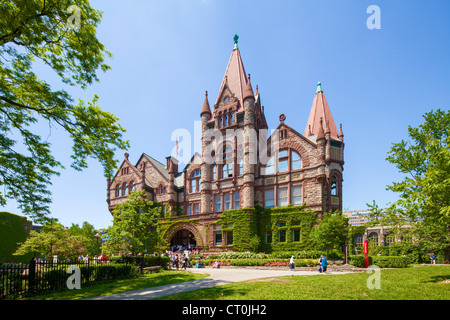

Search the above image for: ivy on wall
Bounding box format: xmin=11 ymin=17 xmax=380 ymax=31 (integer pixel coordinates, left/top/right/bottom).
xmin=0 ymin=212 xmax=33 ymax=263
xmin=216 ymin=209 xmax=258 ymax=252
xmin=257 ymin=205 xmax=318 ymax=253
xmin=215 ymin=205 xmax=319 ymax=253
xmin=158 ymin=205 xmax=322 ymax=253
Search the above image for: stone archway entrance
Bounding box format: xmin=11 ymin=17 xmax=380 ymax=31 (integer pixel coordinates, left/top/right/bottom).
xmin=170 ymin=229 xmax=196 ymax=249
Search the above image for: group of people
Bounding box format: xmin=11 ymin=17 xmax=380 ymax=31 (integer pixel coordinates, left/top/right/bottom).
xmin=170 ymin=244 xmax=199 ymax=255
xmin=167 ymin=252 xmax=191 ymax=270
xmin=289 ymin=255 xmax=328 ymax=273
xmin=76 ymin=254 xmax=108 ymax=264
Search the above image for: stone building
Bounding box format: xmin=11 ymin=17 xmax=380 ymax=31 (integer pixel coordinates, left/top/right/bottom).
xmin=106 ymin=36 xmax=345 ymax=253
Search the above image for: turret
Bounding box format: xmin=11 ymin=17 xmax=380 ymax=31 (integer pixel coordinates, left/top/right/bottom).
xmin=200 ymin=91 xmax=212 ymax=214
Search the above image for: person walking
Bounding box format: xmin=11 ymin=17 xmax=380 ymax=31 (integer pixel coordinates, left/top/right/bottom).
xmin=289 ymin=255 xmax=295 ymax=270
xmin=318 ymin=255 xmax=323 ymax=273
xmin=182 ymin=254 xmax=187 ymax=270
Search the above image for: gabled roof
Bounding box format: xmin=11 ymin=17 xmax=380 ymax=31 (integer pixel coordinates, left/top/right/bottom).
xmin=215 ymin=47 xmax=248 ymax=109
xmin=304 ymin=82 xmax=339 ymax=141
xmin=181 ymin=152 xmax=202 ymax=174
xmin=136 ymin=153 xmax=170 ymax=185
xmin=274 ymin=121 xmax=318 ymax=148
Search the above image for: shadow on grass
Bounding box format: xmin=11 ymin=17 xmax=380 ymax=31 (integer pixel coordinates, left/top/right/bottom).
xmin=424 ymin=274 xmax=450 ymax=284
xmin=158 ymin=285 xmax=250 ymax=300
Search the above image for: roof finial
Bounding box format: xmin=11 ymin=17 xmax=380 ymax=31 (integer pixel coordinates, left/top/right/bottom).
xmin=233 ymin=34 xmax=239 ymax=50
xmin=316 ymin=81 xmax=323 ymax=94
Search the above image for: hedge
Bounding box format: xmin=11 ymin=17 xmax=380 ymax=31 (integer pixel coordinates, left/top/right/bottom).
xmin=40 ymin=264 xmax=138 ymax=291
xmin=200 ymin=258 xmax=318 ymax=267
xmin=349 ymin=255 xmax=410 ymax=268
xmin=109 ymin=255 xmax=170 ymax=268
xmin=211 ymin=250 xmax=344 ymax=261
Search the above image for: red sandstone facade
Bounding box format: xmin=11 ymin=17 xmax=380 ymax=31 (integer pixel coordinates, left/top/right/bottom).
xmin=106 ymin=38 xmax=344 ymax=252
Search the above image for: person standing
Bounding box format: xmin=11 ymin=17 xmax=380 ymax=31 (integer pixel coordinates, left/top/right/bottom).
xmin=430 ymin=253 xmax=436 ymax=264
xmin=289 ymin=255 xmax=295 ymax=270
xmin=321 ymin=255 xmax=328 ymax=273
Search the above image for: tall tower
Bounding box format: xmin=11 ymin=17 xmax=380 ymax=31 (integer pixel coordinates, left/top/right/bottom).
xmin=304 ymin=81 xmax=344 ymax=212
xmin=199 ymin=35 xmax=267 ymax=213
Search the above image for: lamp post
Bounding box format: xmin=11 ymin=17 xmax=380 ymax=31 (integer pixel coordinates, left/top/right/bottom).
xmin=95 ymin=232 xmax=101 ymax=257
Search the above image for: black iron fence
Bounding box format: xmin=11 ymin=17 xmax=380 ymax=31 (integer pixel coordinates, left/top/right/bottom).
xmin=0 ymin=258 xmax=116 ymax=299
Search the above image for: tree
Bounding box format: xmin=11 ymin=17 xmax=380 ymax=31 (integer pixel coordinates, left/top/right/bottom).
xmin=310 ymin=211 xmax=349 ymax=256
xmin=102 ymin=191 xmax=166 ymax=256
xmin=14 ymin=219 xmax=90 ymax=260
xmin=386 ymin=109 xmax=450 ymax=258
xmin=67 ymin=221 xmax=98 ymax=256
xmin=0 ymin=0 xmax=129 ymax=223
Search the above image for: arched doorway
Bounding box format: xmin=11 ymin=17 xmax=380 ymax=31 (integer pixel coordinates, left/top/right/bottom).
xmin=170 ymin=229 xmax=196 ymax=249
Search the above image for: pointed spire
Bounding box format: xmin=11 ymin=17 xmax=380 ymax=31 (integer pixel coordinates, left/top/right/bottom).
xmin=339 ymin=123 xmax=344 ymax=141
xmin=243 ymin=73 xmax=254 ymax=101
xmin=304 ymin=81 xmax=339 ymax=140
xmin=214 ymin=38 xmax=248 ymax=108
xmin=200 ymin=91 xmax=211 ymax=118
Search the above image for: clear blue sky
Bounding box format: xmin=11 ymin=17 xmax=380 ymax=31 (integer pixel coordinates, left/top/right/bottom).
xmin=3 ymin=0 xmax=450 ymax=230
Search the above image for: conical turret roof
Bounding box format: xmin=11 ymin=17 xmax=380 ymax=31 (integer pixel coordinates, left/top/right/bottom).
xmin=304 ymin=82 xmax=339 ymax=140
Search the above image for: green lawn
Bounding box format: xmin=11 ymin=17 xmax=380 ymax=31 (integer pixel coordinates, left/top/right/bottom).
xmin=22 ymin=270 xmax=209 ymax=300
xmin=157 ymin=265 xmax=450 ymax=300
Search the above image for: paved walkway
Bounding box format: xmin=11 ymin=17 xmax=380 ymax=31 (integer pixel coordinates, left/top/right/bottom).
xmin=86 ymin=267 xmax=354 ymax=300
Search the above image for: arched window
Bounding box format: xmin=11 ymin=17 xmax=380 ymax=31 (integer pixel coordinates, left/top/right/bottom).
xmin=129 ymin=181 xmax=135 ymax=193
xmin=123 ymin=182 xmax=128 ymax=196
xmin=291 ymin=151 xmax=302 ymax=170
xmin=212 ymin=165 xmax=217 ymax=180
xmin=384 ymin=232 xmax=395 ymax=246
xmin=330 ymin=175 xmax=338 ymax=196
xmin=263 ymin=157 xmax=275 ymax=175
xmin=190 ymin=169 xmax=201 ymax=193
xmin=368 ymin=232 xmax=379 ymax=246
xmin=354 ymin=234 xmax=363 ymax=247
xmin=262 ymin=149 xmax=302 ymax=175
xmin=277 ymin=150 xmax=288 ymax=172
xmin=116 ymin=184 xmax=121 ymax=197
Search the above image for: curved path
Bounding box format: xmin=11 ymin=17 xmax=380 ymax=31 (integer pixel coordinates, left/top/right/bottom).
xmin=86 ymin=267 xmax=353 ymax=300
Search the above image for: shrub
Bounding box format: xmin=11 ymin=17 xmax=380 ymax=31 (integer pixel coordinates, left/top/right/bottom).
xmin=202 ymin=258 xmax=318 ymax=267
xmin=372 ymin=256 xmax=410 ymax=268
xmin=268 ymin=250 xmax=344 ymax=260
xmin=349 ymin=255 xmax=410 ymax=268
xmin=217 ymin=252 xmax=270 ymax=259
xmin=109 ymin=255 xmax=169 ymax=268
xmin=349 ymin=255 xmax=372 ymax=268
